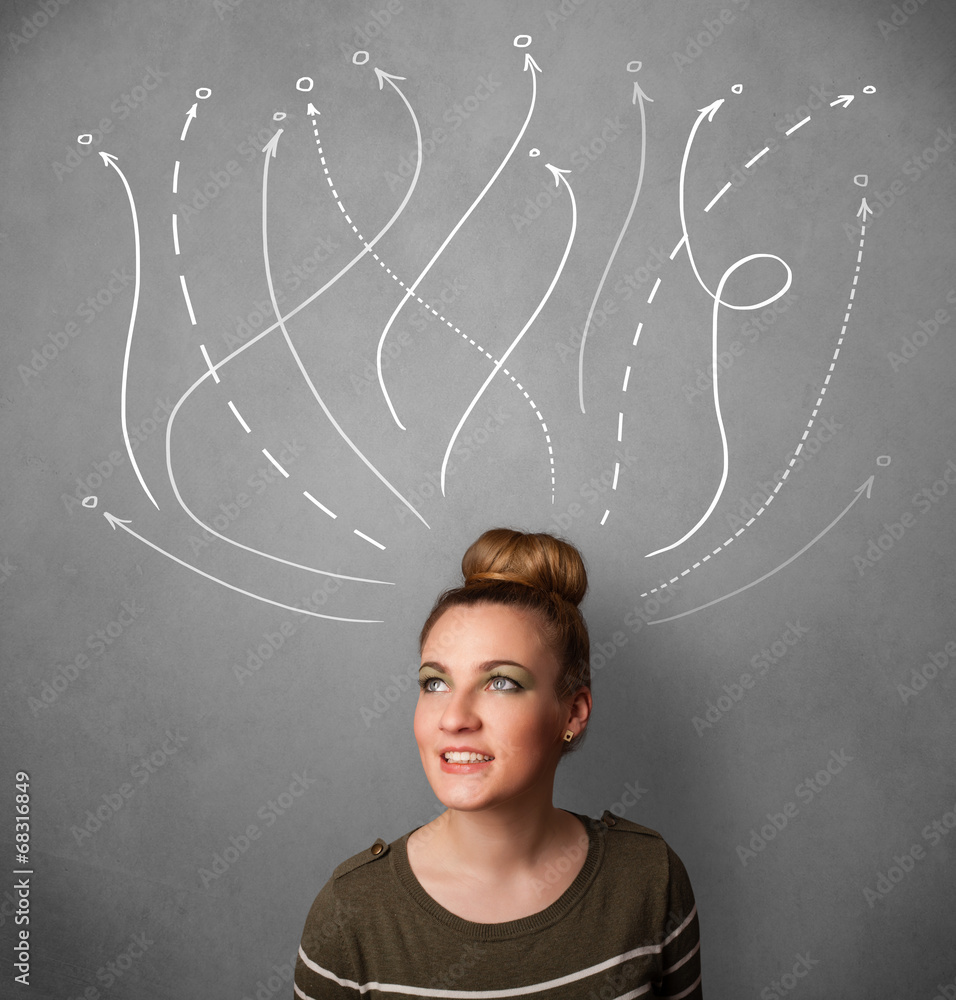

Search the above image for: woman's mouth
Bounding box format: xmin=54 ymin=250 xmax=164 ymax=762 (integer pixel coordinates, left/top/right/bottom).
xmin=439 ymin=750 xmax=494 ymax=772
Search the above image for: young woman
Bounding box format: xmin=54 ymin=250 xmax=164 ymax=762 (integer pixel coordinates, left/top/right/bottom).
xmin=294 ymin=528 xmax=703 ymax=998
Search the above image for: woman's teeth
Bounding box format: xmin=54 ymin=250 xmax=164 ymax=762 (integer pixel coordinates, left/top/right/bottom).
xmin=443 ymin=752 xmax=493 ymax=763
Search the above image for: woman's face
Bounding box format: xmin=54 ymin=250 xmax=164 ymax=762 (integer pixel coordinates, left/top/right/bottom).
xmin=414 ymin=602 xmax=570 ymax=813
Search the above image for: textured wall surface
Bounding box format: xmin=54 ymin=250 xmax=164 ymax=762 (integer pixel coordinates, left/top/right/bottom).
xmin=1 ymin=0 xmax=955 ymax=996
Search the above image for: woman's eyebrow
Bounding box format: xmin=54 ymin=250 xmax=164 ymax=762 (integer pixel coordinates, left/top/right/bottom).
xmin=418 ymin=659 xmax=530 ymax=674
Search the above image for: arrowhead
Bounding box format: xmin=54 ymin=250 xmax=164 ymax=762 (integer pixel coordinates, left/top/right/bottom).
xmin=373 ymin=67 xmax=406 ymax=90
xmin=632 ymin=81 xmax=654 ymax=105
xmin=186 ymin=102 xmax=198 ymax=118
xmin=545 ymin=162 xmax=571 ymax=187
xmin=857 ymin=197 xmax=873 ymax=220
xmin=103 ymin=512 xmax=132 ymax=530
xmin=262 ymin=130 xmax=283 ymax=158
xmin=524 ymin=53 xmax=542 ymax=74
xmin=856 ymin=475 xmax=875 ymax=499
xmin=99 ymin=151 xmax=118 ymax=167
xmin=830 ymin=95 xmax=854 ymax=108
xmin=306 ymin=102 xmax=320 ymax=116
xmin=698 ymin=98 xmax=724 ymax=121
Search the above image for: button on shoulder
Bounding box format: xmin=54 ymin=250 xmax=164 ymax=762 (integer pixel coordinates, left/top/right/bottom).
xmin=600 ymin=810 xmax=662 ymax=838
xmin=332 ymin=837 xmax=389 ymax=879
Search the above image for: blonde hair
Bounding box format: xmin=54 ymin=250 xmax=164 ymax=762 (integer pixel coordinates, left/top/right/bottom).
xmin=419 ymin=528 xmax=591 ymax=753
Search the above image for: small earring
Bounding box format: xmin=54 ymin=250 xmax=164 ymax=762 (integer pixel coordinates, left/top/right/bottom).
xmin=563 ymin=729 xmax=574 ymax=743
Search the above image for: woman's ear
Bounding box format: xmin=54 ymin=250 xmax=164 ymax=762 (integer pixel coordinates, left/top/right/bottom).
xmin=565 ymin=685 xmax=592 ymax=737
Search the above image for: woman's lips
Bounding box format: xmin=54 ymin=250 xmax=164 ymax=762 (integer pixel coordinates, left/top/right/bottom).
xmin=439 ymin=750 xmax=494 ymax=773
xmin=439 ymin=758 xmax=493 ymax=773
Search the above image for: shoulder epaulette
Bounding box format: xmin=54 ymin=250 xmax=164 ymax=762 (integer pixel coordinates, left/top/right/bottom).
xmin=332 ymin=837 xmax=389 ymax=880
xmin=600 ymin=810 xmax=662 ymax=839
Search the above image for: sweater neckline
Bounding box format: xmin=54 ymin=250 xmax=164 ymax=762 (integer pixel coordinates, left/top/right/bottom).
xmin=390 ymin=810 xmax=605 ymax=941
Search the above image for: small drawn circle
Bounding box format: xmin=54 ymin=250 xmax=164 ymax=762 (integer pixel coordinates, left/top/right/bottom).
xmin=296 ymin=77 xmax=314 ymax=92
xmin=77 ymin=134 xmax=93 ymax=145
xmin=626 ymin=60 xmax=642 ymax=73
xmin=877 ymin=455 xmax=891 ymax=467
xmin=863 ymin=85 xmax=876 ymax=94
xmin=352 ymin=50 xmax=369 ymax=66
xmin=273 ymin=112 xmax=287 ymax=121
xmin=513 ymin=34 xmax=532 ymax=48
xmin=731 ymin=83 xmax=743 ymax=94
xmin=196 ymin=87 xmax=212 ymax=100
xmin=82 ymin=496 xmax=98 ymax=508
xmin=529 ymin=147 xmax=540 ymax=157
xmin=854 ymin=174 xmax=869 ymax=187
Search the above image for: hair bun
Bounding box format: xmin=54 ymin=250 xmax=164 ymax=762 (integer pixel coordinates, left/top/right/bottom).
xmin=461 ymin=529 xmax=587 ymax=606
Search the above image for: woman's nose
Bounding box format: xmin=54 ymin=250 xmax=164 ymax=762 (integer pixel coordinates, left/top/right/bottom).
xmin=439 ymin=689 xmax=481 ymax=732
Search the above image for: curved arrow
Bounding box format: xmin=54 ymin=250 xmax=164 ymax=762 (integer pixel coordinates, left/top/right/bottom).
xmin=377 ymin=51 xmax=542 ymax=430
xmin=440 ymin=163 xmax=576 ymax=496
xmin=99 ymin=152 xmax=159 ymax=511
xmin=167 ymin=130 xmax=398 ymax=581
xmin=578 ymin=79 xmax=653 ymax=414
xmin=103 ymin=512 xmax=384 ymax=622
xmin=648 ymin=476 xmax=875 ymax=624
xmin=165 ymin=107 xmax=432 ymax=559
xmin=640 ymin=220 xmax=868 ymax=590
xmin=180 ymin=102 xmax=197 ymax=142
xmin=260 ymin=130 xmax=429 ymax=528
xmin=313 ymin=66 xmax=423 ymax=266
xmin=371 ymin=69 xmax=423 ymax=225
xmin=645 ymin=252 xmax=791 ymax=558
xmin=167 ymin=86 xmax=424 ymax=410
xmin=677 ymin=100 xmax=791 ymax=313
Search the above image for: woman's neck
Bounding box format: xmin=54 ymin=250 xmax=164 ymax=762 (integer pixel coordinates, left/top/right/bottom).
xmin=421 ymin=795 xmax=583 ymax=882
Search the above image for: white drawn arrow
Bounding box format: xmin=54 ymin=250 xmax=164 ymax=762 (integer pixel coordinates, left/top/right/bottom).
xmin=99 ymin=152 xmax=159 ymax=511
xmin=263 ymin=128 xmax=281 ymax=158
xmin=260 ymin=130 xmax=429 ymax=527
xmin=103 ymin=512 xmax=384 ymax=622
xmin=440 ymin=163 xmax=576 ymax=495
xmin=365 ymin=66 xmax=423 ymax=235
xmin=377 ymin=50 xmax=542 ymax=430
xmin=830 ymin=95 xmax=854 ymax=108
xmin=162 ymin=133 xmax=406 ymax=585
xmin=648 ymin=476 xmax=875 ymax=624
xmin=677 ymin=99 xmax=792 ymax=312
xmin=578 ymin=79 xmax=654 ymax=414
xmin=180 ymin=102 xmax=198 ymax=141
xmin=857 ymin=197 xmax=873 ymax=221
xmin=639 ymin=217 xmax=872 ymax=589
xmin=165 ymin=92 xmax=429 ymax=541
xmin=645 ymin=251 xmax=789 ymax=558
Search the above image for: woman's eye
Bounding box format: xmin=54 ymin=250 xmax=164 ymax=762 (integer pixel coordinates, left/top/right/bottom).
xmin=488 ymin=675 xmax=520 ymax=692
xmin=420 ymin=676 xmax=448 ymax=693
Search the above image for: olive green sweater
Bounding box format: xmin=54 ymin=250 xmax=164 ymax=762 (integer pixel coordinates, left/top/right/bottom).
xmin=294 ymin=811 xmax=702 ymax=999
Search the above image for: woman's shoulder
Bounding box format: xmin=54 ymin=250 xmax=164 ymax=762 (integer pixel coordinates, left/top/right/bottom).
xmin=591 ymin=809 xmax=695 ymax=886
xmin=303 ymin=834 xmax=398 ymax=911
xmin=299 ymin=834 xmax=402 ymax=947
xmin=595 ymin=809 xmax=663 ymax=840
xmin=329 ymin=836 xmax=392 ymax=882
xmin=587 ymin=808 xmax=668 ymax=861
